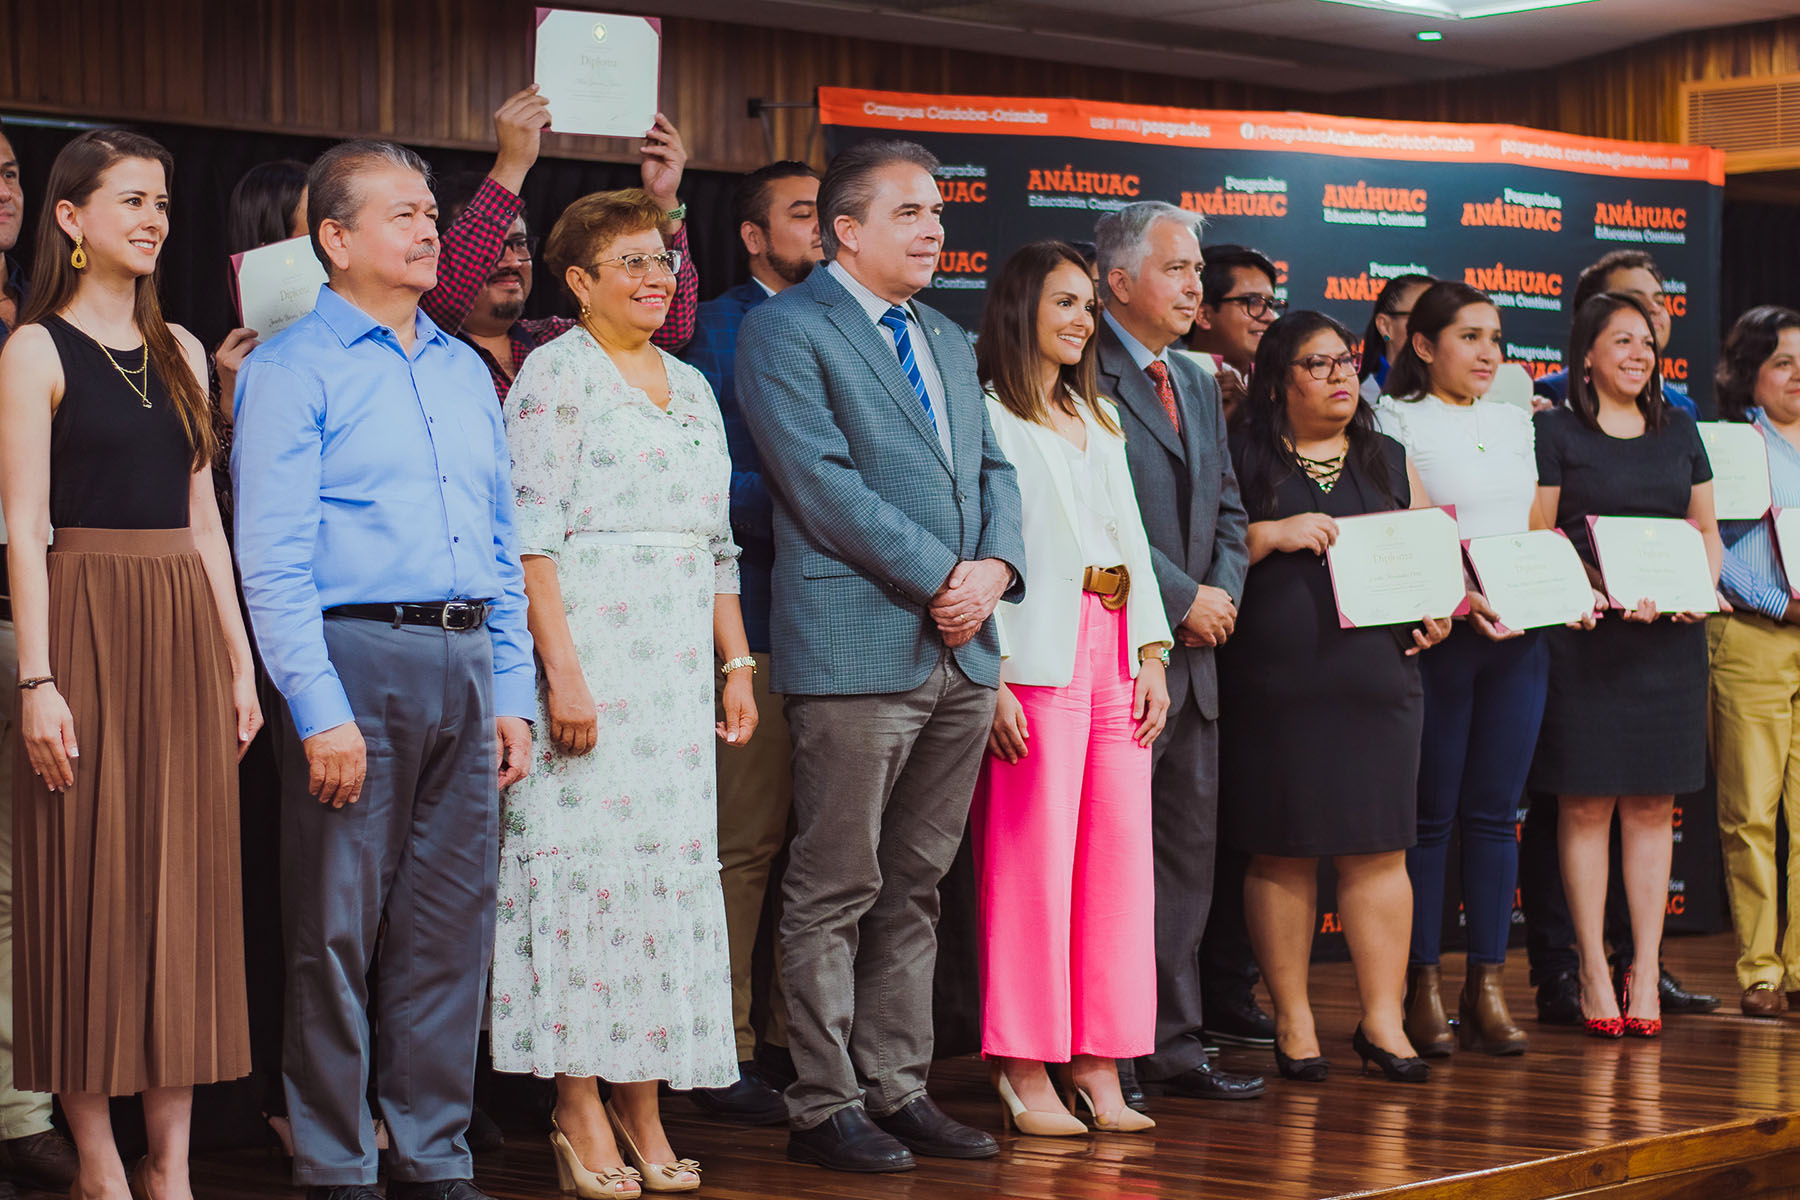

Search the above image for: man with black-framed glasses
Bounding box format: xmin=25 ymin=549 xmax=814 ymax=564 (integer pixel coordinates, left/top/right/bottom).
xmin=1182 ymin=244 xmax=1283 ymax=422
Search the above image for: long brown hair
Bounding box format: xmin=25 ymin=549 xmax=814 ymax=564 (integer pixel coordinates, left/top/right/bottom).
xmin=977 ymin=240 xmax=1118 ymax=436
xmin=1566 ymin=291 xmax=1668 ymax=434
xmin=22 ymin=129 xmax=214 ymax=468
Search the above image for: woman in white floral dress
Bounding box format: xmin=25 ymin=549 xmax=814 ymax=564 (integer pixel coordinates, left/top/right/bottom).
xmin=497 ymin=189 xmax=757 ymax=1198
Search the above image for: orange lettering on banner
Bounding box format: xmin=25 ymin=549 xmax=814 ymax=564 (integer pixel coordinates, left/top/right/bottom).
xmin=1319 ymin=912 xmax=1343 ymax=934
xmin=1523 ymin=362 xmax=1560 ymax=380
xmin=1273 ymin=259 xmax=1290 ymax=285
xmin=937 ymin=250 xmax=988 ymax=274
xmin=1664 ymin=294 xmax=1688 ymax=318
xmin=1459 ymin=198 xmax=1562 ymax=232
xmin=1463 ymin=263 xmax=1564 ymax=297
xmin=1322 ymin=181 xmax=1428 ymax=212
xmin=940 ymin=180 xmax=987 ymax=204
xmin=1593 ymin=201 xmax=1688 ymax=230
xmin=1324 ymin=274 xmax=1381 ymax=303
xmin=1028 ymin=166 xmax=1140 ymax=197
xmin=1671 ymin=803 xmax=1684 ymax=829
xmin=1663 ymin=357 xmax=1689 ymax=382
xmin=1666 ymin=894 xmax=1686 ymax=916
xmin=1179 ymin=189 xmax=1288 ymax=218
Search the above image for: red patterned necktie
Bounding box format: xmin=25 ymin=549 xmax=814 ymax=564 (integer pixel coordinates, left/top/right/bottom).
xmin=1144 ymin=360 xmax=1182 ymax=435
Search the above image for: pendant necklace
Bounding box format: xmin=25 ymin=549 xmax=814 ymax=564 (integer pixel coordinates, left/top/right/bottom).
xmin=67 ymin=311 xmax=152 ymax=408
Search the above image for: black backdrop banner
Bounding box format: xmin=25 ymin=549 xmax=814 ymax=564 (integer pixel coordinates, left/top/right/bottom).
xmin=818 ymin=93 xmax=1734 ymax=1032
xmin=820 ymin=88 xmax=1727 ymax=412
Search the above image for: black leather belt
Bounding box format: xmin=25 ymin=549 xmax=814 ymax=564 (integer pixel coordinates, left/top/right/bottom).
xmin=326 ymin=601 xmax=491 ymax=631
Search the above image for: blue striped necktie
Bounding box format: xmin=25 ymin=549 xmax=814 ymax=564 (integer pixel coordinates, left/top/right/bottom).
xmin=879 ymin=304 xmax=938 ymax=433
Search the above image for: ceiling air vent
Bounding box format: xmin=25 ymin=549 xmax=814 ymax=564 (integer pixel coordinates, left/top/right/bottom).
xmin=1683 ymin=75 xmax=1800 ymax=172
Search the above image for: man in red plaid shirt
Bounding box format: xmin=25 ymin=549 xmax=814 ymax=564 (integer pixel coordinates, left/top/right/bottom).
xmin=423 ymin=85 xmax=699 ymax=400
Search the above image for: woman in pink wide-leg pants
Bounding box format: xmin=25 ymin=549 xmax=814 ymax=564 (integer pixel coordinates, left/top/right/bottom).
xmin=972 ymin=242 xmax=1172 ymax=1136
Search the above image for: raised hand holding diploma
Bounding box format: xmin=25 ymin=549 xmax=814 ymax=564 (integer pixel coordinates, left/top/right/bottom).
xmin=1588 ymin=515 xmax=1719 ymax=616
xmin=1324 ymin=507 xmax=1467 ymax=628
xmin=1698 ymin=422 xmax=1773 ymax=520
xmin=533 ymin=8 xmax=661 ymax=139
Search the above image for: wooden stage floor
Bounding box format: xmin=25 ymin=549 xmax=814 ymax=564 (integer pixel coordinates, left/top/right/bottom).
xmin=178 ymin=932 xmax=1800 ymax=1200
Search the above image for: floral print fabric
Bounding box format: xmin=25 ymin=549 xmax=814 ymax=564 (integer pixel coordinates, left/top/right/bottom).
xmin=492 ymin=327 xmax=739 ymax=1086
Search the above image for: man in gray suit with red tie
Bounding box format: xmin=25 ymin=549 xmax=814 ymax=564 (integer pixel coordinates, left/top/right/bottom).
xmin=1094 ymin=202 xmax=1262 ymax=1103
xmin=737 ymin=139 xmax=1024 ymax=1174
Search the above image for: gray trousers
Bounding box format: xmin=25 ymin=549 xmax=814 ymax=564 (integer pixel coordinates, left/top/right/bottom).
xmin=779 ymin=655 xmax=995 ymax=1129
xmin=280 ymin=618 xmax=497 ymax=1186
xmin=1137 ymin=697 xmax=1220 ymax=1081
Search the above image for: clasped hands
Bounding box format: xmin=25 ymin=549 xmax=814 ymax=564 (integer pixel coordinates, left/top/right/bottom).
xmin=930 ymin=558 xmax=1012 ymax=647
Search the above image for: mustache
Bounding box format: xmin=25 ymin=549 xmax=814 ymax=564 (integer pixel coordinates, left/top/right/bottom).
xmin=407 ymin=242 xmax=440 ymax=263
xmin=486 ymin=268 xmax=523 ymax=284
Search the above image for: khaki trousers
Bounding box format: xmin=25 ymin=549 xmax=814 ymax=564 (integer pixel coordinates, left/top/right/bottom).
xmin=714 ymin=653 xmax=792 ymax=1061
xmin=0 ymin=619 xmax=54 ymax=1138
xmin=1708 ymin=612 xmax=1800 ymax=990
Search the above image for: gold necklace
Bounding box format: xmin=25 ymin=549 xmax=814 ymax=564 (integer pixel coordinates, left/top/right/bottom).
xmin=1291 ymin=437 xmax=1349 ymax=493
xmin=67 ymin=311 xmax=152 ymax=409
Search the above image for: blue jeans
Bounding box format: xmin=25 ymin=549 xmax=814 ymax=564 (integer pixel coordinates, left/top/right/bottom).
xmin=1408 ymin=626 xmax=1549 ymax=966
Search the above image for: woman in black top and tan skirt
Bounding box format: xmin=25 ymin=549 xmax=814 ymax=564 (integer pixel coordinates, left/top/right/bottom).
xmin=0 ymin=129 xmax=259 ymax=1200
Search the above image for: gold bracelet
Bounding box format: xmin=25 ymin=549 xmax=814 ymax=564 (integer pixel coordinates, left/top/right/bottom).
xmin=720 ymin=655 xmax=756 ymax=677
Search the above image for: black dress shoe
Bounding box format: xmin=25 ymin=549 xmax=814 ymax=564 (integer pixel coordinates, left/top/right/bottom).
xmin=307 ymin=1188 xmax=385 ymax=1200
xmin=1143 ymin=1059 xmax=1267 ymax=1100
xmin=873 ymin=1095 xmax=999 ymax=1159
xmin=789 ymin=1106 xmax=915 ymax=1173
xmin=0 ymin=1127 xmax=79 ymax=1190
xmin=1535 ymin=969 xmax=1582 ymax=1025
xmin=389 ymin=1181 xmax=496 ymax=1200
xmin=1658 ymin=967 xmax=1721 ymax=1013
xmin=690 ymin=1061 xmax=789 ymax=1125
xmin=1118 ymin=1060 xmax=1148 ymax=1112
xmin=1202 ymin=995 xmax=1277 ymax=1047
xmin=755 ymin=1042 xmax=798 ymax=1091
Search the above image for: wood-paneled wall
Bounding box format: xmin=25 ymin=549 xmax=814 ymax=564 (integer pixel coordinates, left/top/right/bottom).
xmin=2 ymin=0 xmax=1798 ymax=170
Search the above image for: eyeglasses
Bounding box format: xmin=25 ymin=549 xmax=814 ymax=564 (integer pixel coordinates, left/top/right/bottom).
xmin=1217 ymin=294 xmax=1286 ymax=320
xmin=1290 ymin=352 xmax=1361 ymax=380
xmin=501 ymin=234 xmax=540 ymax=259
xmin=589 ymin=249 xmax=684 ymax=279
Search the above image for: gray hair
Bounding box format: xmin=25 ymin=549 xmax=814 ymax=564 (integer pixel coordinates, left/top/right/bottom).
xmin=818 ymin=139 xmax=940 ymax=260
xmin=306 ymin=139 xmax=433 ymax=271
xmin=1094 ymin=202 xmax=1206 ymax=302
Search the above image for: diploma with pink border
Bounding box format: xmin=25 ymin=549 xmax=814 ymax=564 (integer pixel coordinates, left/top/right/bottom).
xmin=1464 ymin=529 xmax=1594 ymax=633
xmin=1697 ymin=421 xmax=1772 ymax=520
xmin=1588 ymin=515 xmax=1717 ymax=613
xmin=231 ymin=235 xmax=326 ymax=337
xmin=534 ymin=8 xmax=662 ymax=139
xmin=1325 ymin=507 xmax=1468 ymax=629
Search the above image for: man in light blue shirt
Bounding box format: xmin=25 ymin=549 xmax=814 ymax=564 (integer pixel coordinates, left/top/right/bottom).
xmin=233 ymin=140 xmax=532 ymax=1200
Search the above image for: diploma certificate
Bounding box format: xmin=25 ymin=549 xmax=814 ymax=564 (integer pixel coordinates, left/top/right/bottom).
xmin=1588 ymin=516 xmax=1718 ymax=614
xmin=1325 ymin=507 xmax=1467 ymax=628
xmin=534 ymin=9 xmax=661 ymax=139
xmin=1698 ymin=422 xmax=1772 ymax=520
xmin=1772 ymin=508 xmax=1800 ymax=598
xmin=232 ymin=236 xmax=326 ymax=337
xmin=1464 ymin=530 xmax=1594 ymax=632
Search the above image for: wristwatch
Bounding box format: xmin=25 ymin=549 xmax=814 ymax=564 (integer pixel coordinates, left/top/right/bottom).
xmin=1141 ymin=646 xmax=1171 ymax=666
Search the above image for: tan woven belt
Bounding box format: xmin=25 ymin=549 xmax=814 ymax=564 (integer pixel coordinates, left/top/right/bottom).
xmin=1082 ymin=564 xmax=1129 ymax=611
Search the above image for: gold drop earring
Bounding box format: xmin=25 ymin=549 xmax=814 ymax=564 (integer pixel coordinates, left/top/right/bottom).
xmin=70 ymin=235 xmax=87 ymax=270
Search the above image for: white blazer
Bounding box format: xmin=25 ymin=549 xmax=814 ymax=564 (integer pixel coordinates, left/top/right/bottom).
xmin=986 ymin=394 xmax=1172 ymax=687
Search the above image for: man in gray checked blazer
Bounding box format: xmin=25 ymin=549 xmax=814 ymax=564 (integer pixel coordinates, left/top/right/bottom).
xmin=736 ymin=139 xmax=1024 ymax=1174
xmin=1093 ymin=202 xmax=1262 ymax=1103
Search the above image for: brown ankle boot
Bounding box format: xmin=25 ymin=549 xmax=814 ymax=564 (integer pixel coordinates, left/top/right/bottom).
xmin=1459 ymin=961 xmax=1529 ymax=1055
xmin=1404 ymin=963 xmax=1456 ymax=1058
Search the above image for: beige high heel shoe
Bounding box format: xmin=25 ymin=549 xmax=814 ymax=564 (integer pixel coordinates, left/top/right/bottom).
xmin=604 ymin=1101 xmax=701 ymax=1193
xmin=1073 ymin=1086 xmax=1156 ymax=1133
xmin=992 ymin=1065 xmax=1088 ymax=1136
xmin=550 ymin=1111 xmax=643 ymax=1199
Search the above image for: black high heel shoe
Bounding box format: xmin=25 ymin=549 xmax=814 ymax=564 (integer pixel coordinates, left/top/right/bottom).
xmin=1351 ymin=1026 xmax=1429 ymax=1083
xmin=1273 ymin=1044 xmax=1329 ymax=1082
